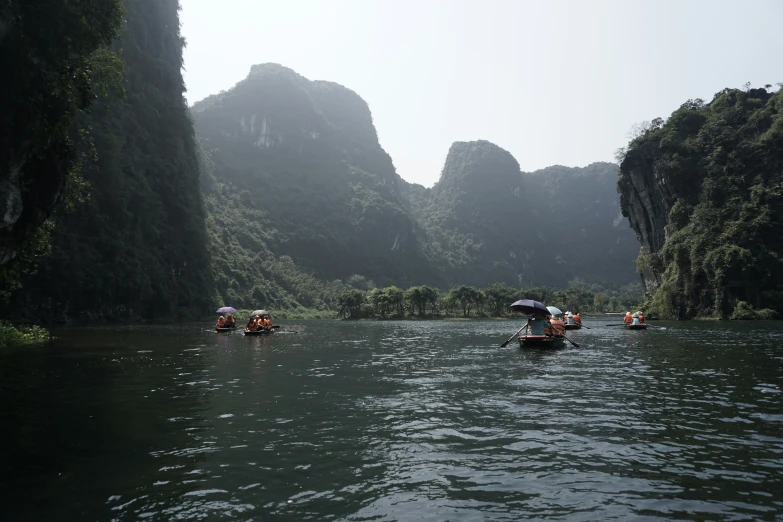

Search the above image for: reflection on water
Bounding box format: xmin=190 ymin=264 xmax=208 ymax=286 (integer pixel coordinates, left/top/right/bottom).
xmin=0 ymin=320 xmax=782 ymax=520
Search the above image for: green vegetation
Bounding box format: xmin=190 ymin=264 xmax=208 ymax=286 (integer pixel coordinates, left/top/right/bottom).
xmin=0 ymin=322 xmax=50 ymax=348
xmin=729 ymin=301 xmax=777 ymax=321
xmin=620 ymin=86 xmax=783 ymax=319
xmin=0 ymin=0 xmax=123 ymax=267
xmin=337 ymin=280 xmax=643 ymax=319
xmin=5 ymin=0 xmax=214 ymax=321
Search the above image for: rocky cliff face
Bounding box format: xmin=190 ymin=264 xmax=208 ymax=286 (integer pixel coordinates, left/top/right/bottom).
xmin=618 ymin=88 xmax=783 ymax=318
xmin=408 ymin=141 xmax=640 ymax=288
xmin=192 ymin=64 xmax=434 ymax=287
xmin=0 ymin=0 xmax=122 ymax=267
xmin=8 ymin=0 xmax=214 ymax=321
xmin=616 ymin=140 xmax=677 ymax=294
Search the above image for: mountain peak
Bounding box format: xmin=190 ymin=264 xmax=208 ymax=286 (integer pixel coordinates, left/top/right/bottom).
xmin=248 ymin=62 xmax=302 ymax=79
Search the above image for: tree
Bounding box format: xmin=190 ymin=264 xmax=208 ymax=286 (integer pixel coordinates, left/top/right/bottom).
xmin=0 ymin=0 xmax=124 ymax=265
xmin=338 ymin=289 xmax=365 ymax=318
xmin=485 ymin=283 xmax=515 ymax=316
xmin=593 ymin=293 xmax=610 ymax=313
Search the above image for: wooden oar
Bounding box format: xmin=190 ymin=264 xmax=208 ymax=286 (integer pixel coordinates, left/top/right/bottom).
xmin=553 ymin=326 xmax=580 ymax=348
xmin=500 ymin=321 xmax=528 ymax=347
xmin=579 ymin=324 xmax=591 ymax=329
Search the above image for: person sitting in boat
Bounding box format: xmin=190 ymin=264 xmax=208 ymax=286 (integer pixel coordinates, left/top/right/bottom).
xmin=574 ymin=312 xmax=581 ymax=325
xmin=624 ymin=312 xmax=633 ymax=325
xmin=529 ymin=315 xmax=547 ymax=335
xmin=225 ymin=314 xmax=236 ymax=328
xmin=262 ymin=315 xmax=272 ymax=330
xmin=216 ymin=316 xmax=226 ymax=329
xmin=550 ymin=315 xmax=565 ymax=337
xmin=566 ymin=312 xmax=576 ymax=325
xmin=638 ymin=311 xmax=644 ymax=324
xmin=632 ymin=312 xmax=641 ymax=325
xmin=246 ymin=317 xmax=256 ymax=330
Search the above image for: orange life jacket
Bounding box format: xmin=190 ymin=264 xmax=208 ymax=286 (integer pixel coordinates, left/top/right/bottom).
xmin=638 ymin=314 xmax=645 ymax=324
xmin=550 ymin=318 xmax=565 ymax=336
xmin=217 ymin=318 xmax=225 ymax=327
xmin=624 ymin=314 xmax=633 ymax=324
xmin=574 ymin=314 xmax=581 ymax=324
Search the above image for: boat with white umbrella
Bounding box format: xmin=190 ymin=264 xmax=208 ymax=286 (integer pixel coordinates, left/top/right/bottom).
xmin=244 ymin=309 xmax=278 ymax=336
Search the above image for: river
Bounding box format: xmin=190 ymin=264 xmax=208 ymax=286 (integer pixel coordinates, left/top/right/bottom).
xmin=1 ymin=319 xmax=781 ymax=520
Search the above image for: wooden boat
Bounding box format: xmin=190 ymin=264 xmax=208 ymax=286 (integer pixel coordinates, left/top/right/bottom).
xmin=244 ymin=328 xmax=274 ymax=336
xmin=564 ymin=323 xmax=581 ymax=330
xmin=518 ymin=334 xmax=565 ymax=349
xmin=625 ymin=323 xmax=647 ymax=330
xmin=215 ymin=325 xmax=237 ymax=332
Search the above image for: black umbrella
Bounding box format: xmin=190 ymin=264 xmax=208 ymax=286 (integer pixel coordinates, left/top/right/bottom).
xmin=509 ymin=299 xmax=549 ymax=315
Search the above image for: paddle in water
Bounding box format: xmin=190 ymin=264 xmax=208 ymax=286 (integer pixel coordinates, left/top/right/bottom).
xmin=500 ymin=321 xmax=529 ymax=347
xmin=561 ymin=333 xmax=580 ymax=348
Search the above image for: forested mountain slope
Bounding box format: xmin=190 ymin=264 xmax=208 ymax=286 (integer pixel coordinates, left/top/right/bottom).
xmin=8 ymin=0 xmax=213 ymax=320
xmin=403 ymin=141 xmax=639 ymax=288
xmin=619 ymin=86 xmax=783 ymax=319
xmin=192 ymin=64 xmax=437 ymax=308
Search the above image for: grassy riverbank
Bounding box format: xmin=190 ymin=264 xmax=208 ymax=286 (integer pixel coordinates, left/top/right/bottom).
xmin=0 ymin=322 xmax=51 ymax=348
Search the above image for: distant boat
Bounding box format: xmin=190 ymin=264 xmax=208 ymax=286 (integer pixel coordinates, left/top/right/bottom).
xmin=563 ymin=323 xmax=582 ymax=330
xmin=625 ymin=323 xmax=647 ymax=330
xmin=215 ymin=325 xmax=237 ymax=332
xmin=244 ymin=328 xmax=274 ymax=336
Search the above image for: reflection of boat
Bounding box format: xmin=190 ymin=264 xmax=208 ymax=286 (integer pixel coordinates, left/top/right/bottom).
xmin=518 ymin=334 xmax=565 ymax=349
xmin=215 ymin=326 xmax=236 ymax=332
xmin=564 ymin=323 xmax=581 ymax=330
xmin=244 ymin=329 xmax=274 ymax=336
xmin=625 ymin=324 xmax=647 ymax=330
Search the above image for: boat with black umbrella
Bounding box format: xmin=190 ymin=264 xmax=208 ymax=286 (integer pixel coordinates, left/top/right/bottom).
xmin=501 ymin=299 xmax=578 ymax=349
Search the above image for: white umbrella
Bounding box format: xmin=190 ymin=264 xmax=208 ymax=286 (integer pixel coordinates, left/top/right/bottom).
xmin=250 ymin=309 xmax=269 ymax=317
xmin=546 ymin=306 xmax=563 ymax=316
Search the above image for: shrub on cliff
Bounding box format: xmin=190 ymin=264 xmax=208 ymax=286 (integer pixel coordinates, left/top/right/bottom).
xmin=729 ymin=301 xmax=777 ymax=320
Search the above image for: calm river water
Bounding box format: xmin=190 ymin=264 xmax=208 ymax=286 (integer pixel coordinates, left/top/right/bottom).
xmin=1 ymin=320 xmax=782 ymax=521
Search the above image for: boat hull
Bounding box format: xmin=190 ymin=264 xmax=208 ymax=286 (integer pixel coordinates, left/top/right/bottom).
xmin=215 ymin=326 xmax=236 ymax=332
xmin=564 ymin=323 xmax=581 ymax=330
xmin=519 ymin=335 xmax=565 ymax=349
xmin=244 ymin=329 xmax=274 ymax=336
xmin=625 ymin=324 xmax=647 ymax=330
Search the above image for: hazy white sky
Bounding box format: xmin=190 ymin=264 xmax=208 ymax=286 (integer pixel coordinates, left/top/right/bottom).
xmin=181 ymin=0 xmax=782 ymax=187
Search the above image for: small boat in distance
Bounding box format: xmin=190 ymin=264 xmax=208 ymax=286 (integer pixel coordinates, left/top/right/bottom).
xmin=243 ymin=328 xmax=273 ymax=336
xmin=625 ymin=323 xmax=648 ymax=330
xmin=215 ymin=325 xmax=236 ymax=332
xmin=244 ymin=309 xmax=276 ymax=336
xmin=215 ymin=306 xmax=238 ymax=331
